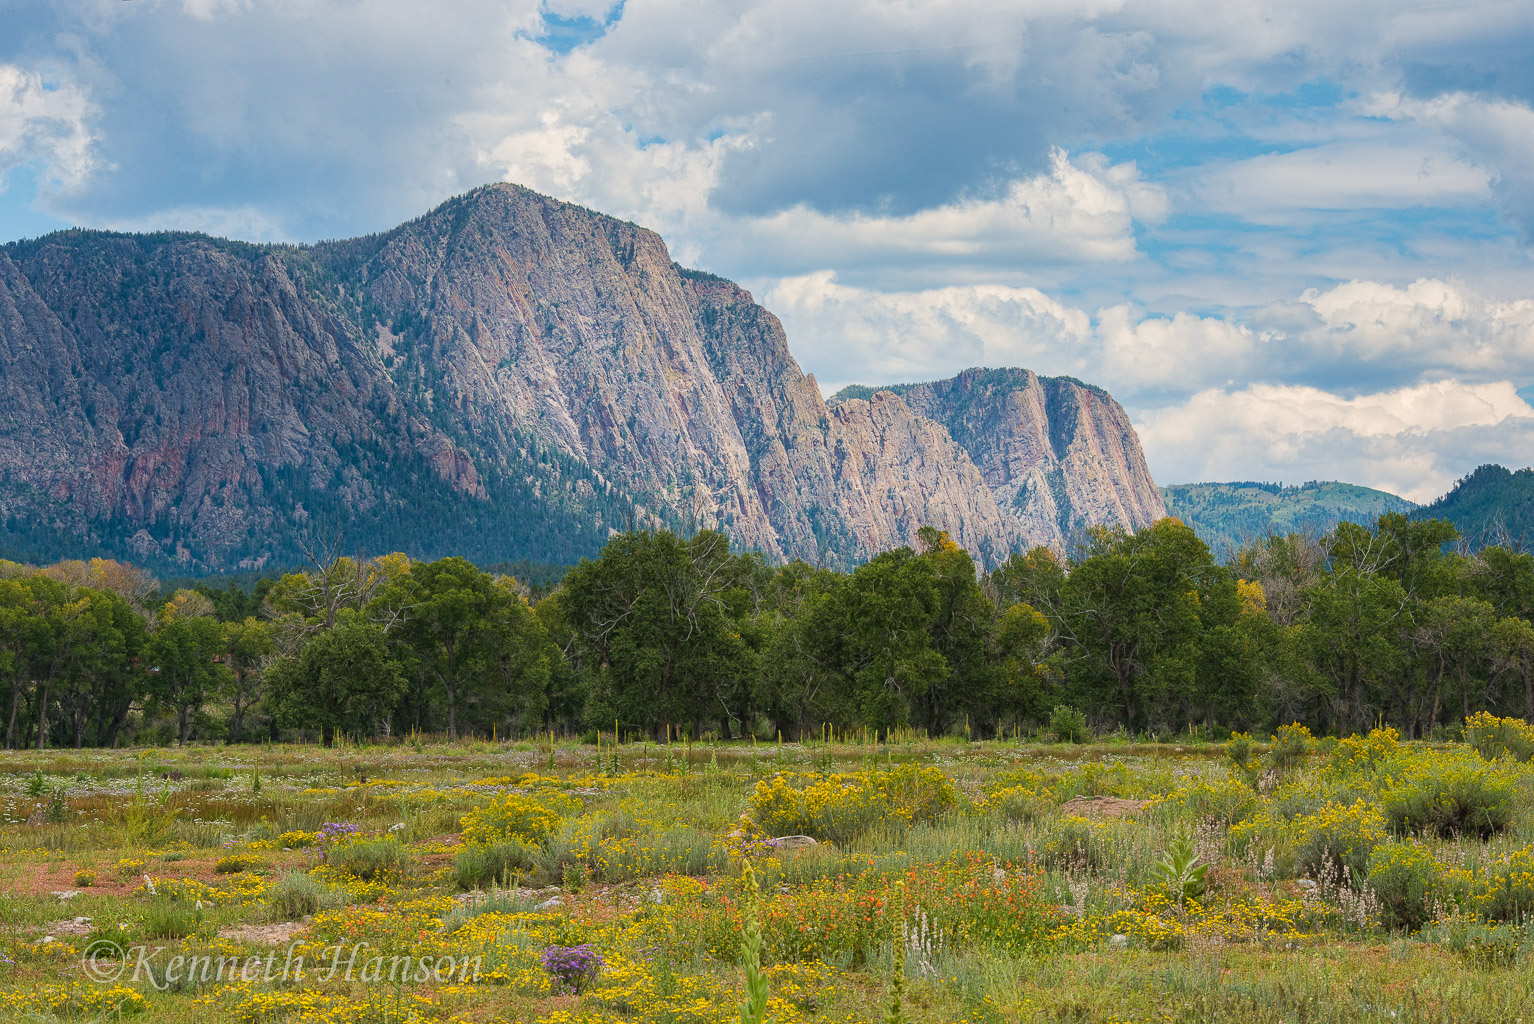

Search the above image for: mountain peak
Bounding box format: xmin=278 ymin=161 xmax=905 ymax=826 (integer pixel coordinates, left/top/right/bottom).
xmin=0 ymin=187 xmax=1163 ymax=571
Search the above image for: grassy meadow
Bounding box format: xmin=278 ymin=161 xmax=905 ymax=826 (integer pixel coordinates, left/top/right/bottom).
xmin=1 ymin=721 xmax=1533 ymax=1023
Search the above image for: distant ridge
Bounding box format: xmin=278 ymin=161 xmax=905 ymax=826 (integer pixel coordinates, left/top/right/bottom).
xmin=1410 ymin=465 xmax=1534 ymax=549
xmin=1160 ymin=480 xmax=1416 ymax=555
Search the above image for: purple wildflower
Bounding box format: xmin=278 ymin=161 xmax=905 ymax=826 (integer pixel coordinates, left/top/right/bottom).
xmin=540 ymin=944 xmax=604 ymax=994
xmin=318 ymin=822 xmax=360 ymax=842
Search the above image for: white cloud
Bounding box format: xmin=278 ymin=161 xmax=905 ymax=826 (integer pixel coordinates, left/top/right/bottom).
xmin=763 ymin=271 xmax=1092 ymax=392
xmin=1369 ymin=91 xmax=1534 ymax=240
xmin=1096 ymin=306 xmax=1255 ymax=390
xmin=95 ymin=203 xmax=290 ymax=243
xmin=725 ymin=149 xmax=1165 ymax=276
xmin=1136 ymin=379 xmax=1534 ymax=501
xmin=1296 ymin=278 xmax=1534 ymax=373
xmin=0 ymin=64 xmax=97 ymax=189
xmin=1193 ymin=138 xmax=1490 ymax=219
xmin=767 ymin=270 xmax=1534 ymax=407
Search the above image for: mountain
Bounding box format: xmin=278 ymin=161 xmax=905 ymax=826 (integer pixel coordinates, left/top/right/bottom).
xmin=1410 ymin=465 xmax=1534 ymax=547
xmin=830 ymin=370 xmax=1165 ymax=547
xmin=0 ymin=183 xmax=1163 ymax=572
xmin=1160 ymin=480 xmax=1416 ymax=555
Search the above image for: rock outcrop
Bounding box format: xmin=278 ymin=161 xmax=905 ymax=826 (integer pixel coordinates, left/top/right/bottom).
xmin=0 ymin=184 xmax=1163 ymax=570
xmin=865 ymin=368 xmax=1167 ymax=548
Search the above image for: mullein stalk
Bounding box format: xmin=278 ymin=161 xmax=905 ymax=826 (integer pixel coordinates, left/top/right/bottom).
xmin=739 ymin=859 xmax=770 ymax=1024
xmin=885 ymin=879 xmax=907 ymax=1024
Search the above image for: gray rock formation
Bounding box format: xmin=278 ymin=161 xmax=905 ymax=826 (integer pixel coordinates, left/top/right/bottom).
xmin=0 ymin=184 xmax=1163 ymax=570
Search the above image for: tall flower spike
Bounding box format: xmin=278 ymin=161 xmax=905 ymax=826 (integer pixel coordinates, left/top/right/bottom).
xmin=739 ymin=858 xmax=770 ymax=1024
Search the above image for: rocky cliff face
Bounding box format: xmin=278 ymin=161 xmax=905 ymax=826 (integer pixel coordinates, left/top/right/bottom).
xmin=879 ymin=368 xmax=1166 ymax=546
xmin=0 ymin=184 xmax=1162 ymax=570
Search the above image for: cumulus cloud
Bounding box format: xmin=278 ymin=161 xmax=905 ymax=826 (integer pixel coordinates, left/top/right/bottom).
xmin=720 ymin=150 xmax=1166 ymax=280
xmin=1294 ymin=278 xmax=1534 ymax=377
xmin=1135 ymin=380 xmax=1534 ymax=501
xmin=763 ymin=272 xmax=1092 ymax=392
xmin=0 ymin=64 xmax=97 ymax=190
xmin=1369 ymin=91 xmax=1534 ymax=241
xmin=1096 ymin=306 xmax=1255 ymax=392
xmin=768 ymin=271 xmax=1534 ymax=399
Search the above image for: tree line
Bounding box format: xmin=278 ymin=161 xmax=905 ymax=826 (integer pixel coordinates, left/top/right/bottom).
xmin=1 ymin=512 xmax=1531 ymax=748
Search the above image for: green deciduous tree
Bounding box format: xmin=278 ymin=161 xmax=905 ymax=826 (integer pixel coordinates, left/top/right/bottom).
xmin=562 ymin=530 xmax=759 ymax=738
xmin=223 ymin=617 xmax=275 ymax=743
xmin=266 ymin=616 xmax=406 ymax=745
xmin=146 ymin=613 xmax=231 ymax=745
xmin=379 ymin=558 xmax=555 ymax=740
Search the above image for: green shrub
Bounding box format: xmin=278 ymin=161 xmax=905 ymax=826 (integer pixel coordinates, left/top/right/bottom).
xmin=1155 ymin=777 xmax=1258 ymax=827
xmin=1472 ymin=845 xmax=1534 ymax=922
xmin=1465 ymin=712 xmax=1534 ymax=763
xmin=1327 ymin=727 xmax=1400 ymax=776
xmin=460 ymin=793 xmax=564 ymax=848
xmin=1050 ymin=705 xmax=1090 ymax=744
xmin=877 ymin=763 xmax=959 ymax=825
xmin=266 ymin=871 xmax=342 ymax=921
xmin=1383 ymin=763 xmax=1513 ymax=839
xmin=1290 ymin=800 xmax=1384 ymax=878
xmin=440 ymin=887 xmax=540 ymax=933
xmin=1225 ymin=732 xmax=1256 ymax=770
xmin=328 ymin=837 xmax=409 ymax=881
xmin=1367 ymin=844 xmax=1442 ymax=931
xmin=1426 ymin=916 xmax=1533 ymax=969
xmin=1226 ymin=733 xmax=1260 ymax=788
xmin=750 ymin=773 xmax=882 ymax=844
xmin=1266 ymin=723 xmax=1313 ymax=771
xmin=45 ymin=786 xmax=71 ymax=824
xmin=452 ymin=841 xmax=536 ymax=890
xmin=748 ymin=765 xmax=956 ymax=845
xmin=588 ymin=824 xmax=722 ymax=882
xmin=1040 ymin=816 xmax=1112 ymax=872
xmin=141 ymin=899 xmax=201 ymax=940
xmin=214 ymin=854 xmax=251 ymax=874
xmin=985 ymin=786 xmax=1053 ymax=824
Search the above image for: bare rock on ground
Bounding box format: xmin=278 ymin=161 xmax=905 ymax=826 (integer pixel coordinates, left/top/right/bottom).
xmin=218 ymin=921 xmax=309 ymax=945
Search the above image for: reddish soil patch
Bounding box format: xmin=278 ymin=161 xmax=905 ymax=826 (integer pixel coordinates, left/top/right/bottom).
xmin=1059 ymin=795 xmax=1148 ymax=818
xmin=3 ymin=850 xmax=309 ymax=899
xmin=413 ymin=833 xmax=463 ymax=869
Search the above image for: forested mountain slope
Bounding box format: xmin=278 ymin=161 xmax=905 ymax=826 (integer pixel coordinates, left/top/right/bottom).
xmin=1411 ymin=465 xmax=1534 ymax=548
xmin=1160 ymin=480 xmax=1416 ymax=555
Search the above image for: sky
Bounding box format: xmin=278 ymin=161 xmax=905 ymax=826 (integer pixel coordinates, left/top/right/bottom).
xmin=2 ymin=1 xmax=1533 ymax=502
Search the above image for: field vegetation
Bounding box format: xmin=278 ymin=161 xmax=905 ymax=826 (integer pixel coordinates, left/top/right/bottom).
xmin=0 ymin=725 xmax=1532 ymax=1022
xmin=4 ymin=511 xmax=1534 ymax=1019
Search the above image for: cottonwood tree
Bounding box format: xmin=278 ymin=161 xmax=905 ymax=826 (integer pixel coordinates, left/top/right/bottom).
xmin=377 ymin=557 xmax=556 ymax=740
xmin=561 ymin=530 xmax=758 ymax=738
xmin=265 ymin=615 xmax=405 ymax=745
xmin=222 ymin=618 xmax=275 ymax=743
xmin=146 ymin=613 xmax=230 ymax=745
